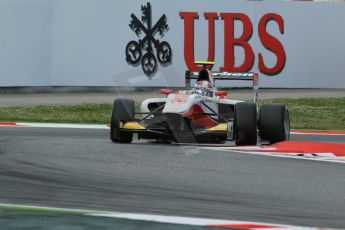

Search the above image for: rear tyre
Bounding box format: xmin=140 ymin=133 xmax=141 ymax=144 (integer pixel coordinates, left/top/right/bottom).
xmin=234 ymin=102 xmax=257 ymax=146
xmin=110 ymin=99 xmax=135 ymax=143
xmin=258 ymin=104 xmax=290 ymax=144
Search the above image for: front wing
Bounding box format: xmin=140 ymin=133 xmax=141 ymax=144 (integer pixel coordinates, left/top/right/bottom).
xmin=118 ymin=115 xmax=233 ymax=142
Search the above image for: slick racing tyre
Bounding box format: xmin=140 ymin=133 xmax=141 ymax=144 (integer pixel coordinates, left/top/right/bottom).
xmin=258 ymin=104 xmax=290 ymax=144
xmin=234 ymin=102 xmax=257 ymax=146
xmin=110 ymin=98 xmax=135 ymax=143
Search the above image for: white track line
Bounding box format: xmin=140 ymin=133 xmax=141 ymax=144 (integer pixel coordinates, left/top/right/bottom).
xmin=204 ymin=146 xmax=345 ymax=164
xmin=0 ymin=122 xmax=109 ymax=129
xmin=0 ymin=203 xmax=322 ymax=229
xmin=290 ymin=132 xmax=345 ymax=136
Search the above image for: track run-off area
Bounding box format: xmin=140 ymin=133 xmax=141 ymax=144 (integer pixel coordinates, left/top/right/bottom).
xmin=0 ymin=123 xmax=345 ymax=229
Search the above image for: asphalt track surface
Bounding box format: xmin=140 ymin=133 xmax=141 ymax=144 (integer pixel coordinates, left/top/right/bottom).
xmin=1 ymin=127 xmax=345 ymax=228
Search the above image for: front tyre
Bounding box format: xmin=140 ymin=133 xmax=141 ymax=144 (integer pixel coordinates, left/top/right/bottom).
xmin=234 ymin=102 xmax=257 ymax=146
xmin=110 ymin=99 xmax=135 ymax=143
xmin=258 ymin=104 xmax=290 ymax=144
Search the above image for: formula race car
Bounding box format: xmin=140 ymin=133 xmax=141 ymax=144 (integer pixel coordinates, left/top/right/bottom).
xmin=110 ymin=61 xmax=290 ymax=145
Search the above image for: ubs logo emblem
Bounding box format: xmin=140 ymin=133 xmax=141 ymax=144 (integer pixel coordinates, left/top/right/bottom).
xmin=126 ymin=2 xmax=172 ymax=76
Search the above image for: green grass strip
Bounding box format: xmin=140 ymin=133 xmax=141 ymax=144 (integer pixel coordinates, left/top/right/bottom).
xmin=0 ymin=104 xmax=112 ymax=124
xmin=0 ymin=98 xmax=344 ymax=130
xmin=0 ymin=203 xmax=87 ymax=216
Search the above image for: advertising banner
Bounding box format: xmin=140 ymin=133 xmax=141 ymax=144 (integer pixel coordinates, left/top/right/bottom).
xmin=0 ymin=0 xmax=344 ymax=88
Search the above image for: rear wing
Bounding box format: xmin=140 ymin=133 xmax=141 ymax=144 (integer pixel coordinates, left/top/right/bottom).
xmin=185 ymin=71 xmax=259 ymax=103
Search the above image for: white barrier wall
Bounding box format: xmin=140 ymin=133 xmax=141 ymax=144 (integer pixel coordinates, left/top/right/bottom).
xmin=0 ymin=0 xmax=345 ymax=88
xmin=0 ymin=0 xmax=51 ymax=86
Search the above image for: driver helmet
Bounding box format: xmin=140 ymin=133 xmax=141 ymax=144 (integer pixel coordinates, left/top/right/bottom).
xmin=196 ymin=69 xmax=214 ymax=89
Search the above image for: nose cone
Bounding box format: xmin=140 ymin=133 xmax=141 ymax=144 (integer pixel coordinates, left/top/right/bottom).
xmin=163 ymin=93 xmax=197 ymax=114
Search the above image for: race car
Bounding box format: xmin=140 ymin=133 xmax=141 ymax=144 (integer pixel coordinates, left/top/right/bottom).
xmin=110 ymin=61 xmax=290 ymax=145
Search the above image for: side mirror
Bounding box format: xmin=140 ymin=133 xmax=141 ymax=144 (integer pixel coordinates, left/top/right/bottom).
xmin=215 ymin=90 xmax=227 ymax=98
xmin=160 ymin=89 xmax=172 ymax=95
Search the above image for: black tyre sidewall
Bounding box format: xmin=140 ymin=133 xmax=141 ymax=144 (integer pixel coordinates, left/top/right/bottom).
xmin=110 ymin=99 xmax=135 ymax=143
xmin=234 ymin=102 xmax=257 ymax=146
xmin=258 ymin=104 xmax=290 ymax=144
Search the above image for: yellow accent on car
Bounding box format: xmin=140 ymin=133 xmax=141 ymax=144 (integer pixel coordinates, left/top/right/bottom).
xmin=206 ymin=123 xmax=227 ymax=131
xmin=121 ymin=121 xmax=145 ymax=130
xmin=194 ymin=61 xmax=215 ymax=65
